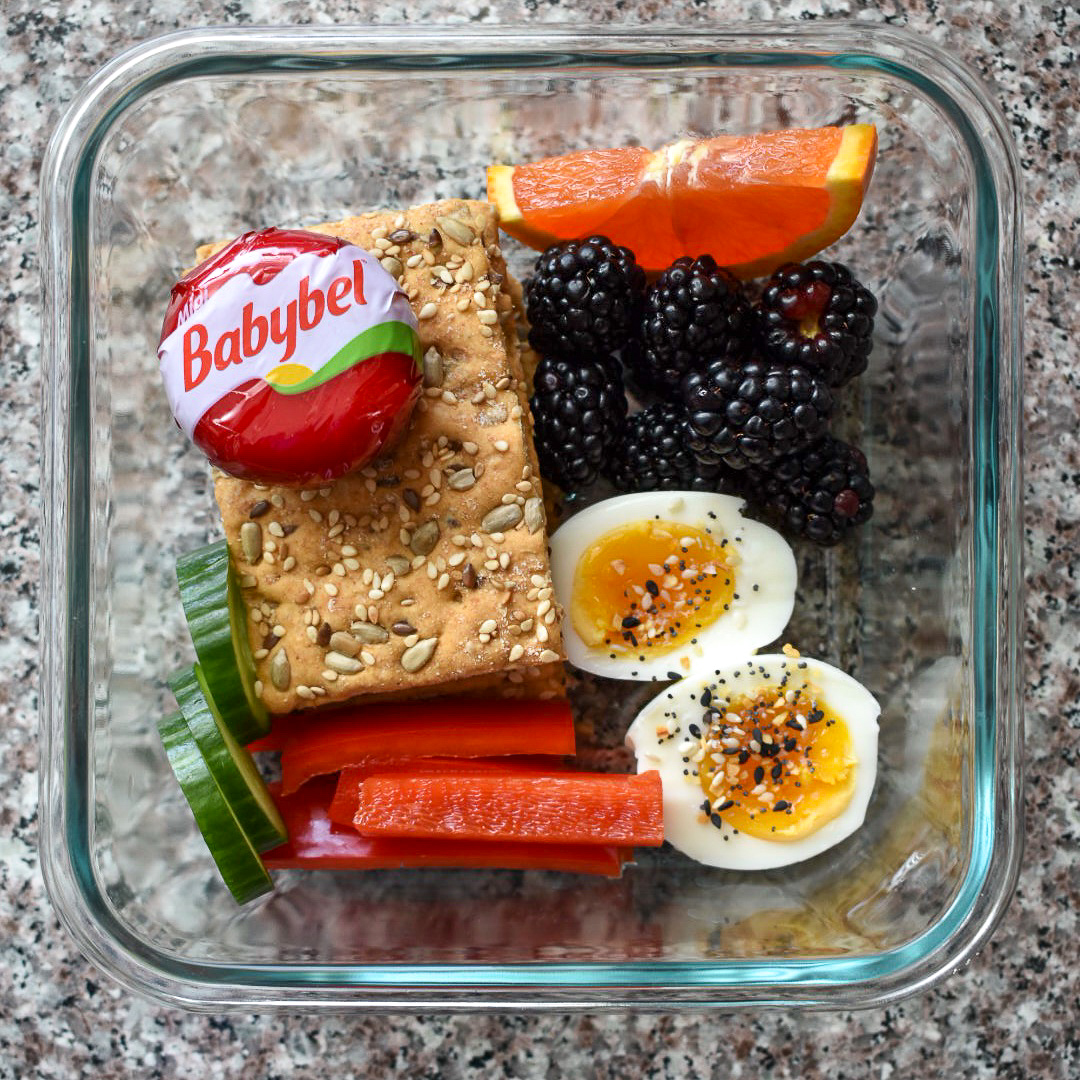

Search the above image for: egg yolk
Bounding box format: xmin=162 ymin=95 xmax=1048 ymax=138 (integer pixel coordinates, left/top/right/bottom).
xmin=696 ymin=678 xmax=856 ymax=841
xmin=570 ymin=520 xmax=736 ymax=660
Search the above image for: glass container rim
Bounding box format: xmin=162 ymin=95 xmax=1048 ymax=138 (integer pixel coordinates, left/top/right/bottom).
xmin=38 ymin=21 xmax=1024 ymax=1013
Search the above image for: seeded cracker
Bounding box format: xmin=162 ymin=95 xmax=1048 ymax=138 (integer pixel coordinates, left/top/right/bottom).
xmin=204 ymin=200 xmax=565 ymax=712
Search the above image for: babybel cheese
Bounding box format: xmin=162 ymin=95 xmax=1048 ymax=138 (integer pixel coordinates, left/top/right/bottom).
xmin=158 ymin=228 xmax=423 ymax=485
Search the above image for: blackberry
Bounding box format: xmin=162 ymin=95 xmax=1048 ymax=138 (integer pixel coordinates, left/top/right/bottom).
xmin=525 ymin=236 xmax=646 ymax=359
xmin=529 ymin=353 xmax=628 ymax=491
xmin=682 ymin=358 xmax=833 ymax=471
xmin=608 ymin=402 xmax=741 ymax=493
xmin=755 ymin=261 xmax=878 ymax=387
xmin=630 ymin=256 xmax=750 ymax=399
xmin=746 ymin=436 xmax=875 ymax=545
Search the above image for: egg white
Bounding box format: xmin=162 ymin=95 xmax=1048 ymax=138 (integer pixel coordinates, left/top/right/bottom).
xmin=549 ymin=491 xmax=797 ymax=681
xmin=626 ymin=653 xmax=880 ymax=870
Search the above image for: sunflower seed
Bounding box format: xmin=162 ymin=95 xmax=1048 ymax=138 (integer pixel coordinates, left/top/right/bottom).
xmin=410 ymin=519 xmax=440 ymax=556
xmin=389 ymin=228 xmax=415 ymax=244
xmin=270 ymin=649 xmax=291 ymax=690
xmin=325 ymin=651 xmax=364 ymax=674
xmin=385 ymin=555 xmax=411 ymax=576
xmin=240 ymin=522 xmax=262 ymax=563
xmin=423 ymin=349 xmax=444 ymax=388
xmin=482 ymin=504 xmax=523 ymax=534
xmin=352 ymin=622 xmax=390 ymax=645
xmin=401 ymin=637 xmax=438 ymax=673
xmin=524 ymin=497 xmax=544 ymax=534
xmin=330 ymin=631 xmax=361 ymax=657
xmin=380 ymin=255 xmax=403 ymax=278
xmin=448 ymin=468 xmax=476 ymax=491
xmin=435 ymin=215 xmax=474 ymax=245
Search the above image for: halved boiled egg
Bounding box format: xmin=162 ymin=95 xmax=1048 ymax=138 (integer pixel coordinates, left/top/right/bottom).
xmin=549 ymin=492 xmax=796 ymax=681
xmin=626 ymin=652 xmax=880 ymax=869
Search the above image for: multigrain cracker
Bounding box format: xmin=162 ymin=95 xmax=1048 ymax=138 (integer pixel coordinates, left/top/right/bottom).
xmin=207 ymin=201 xmax=565 ymax=713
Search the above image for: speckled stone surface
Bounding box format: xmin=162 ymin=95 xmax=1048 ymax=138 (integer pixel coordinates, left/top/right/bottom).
xmin=3 ymin=0 xmax=1077 ymax=1076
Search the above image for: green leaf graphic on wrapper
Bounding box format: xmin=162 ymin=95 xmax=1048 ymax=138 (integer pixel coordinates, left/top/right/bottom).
xmin=264 ymin=320 xmax=422 ymax=396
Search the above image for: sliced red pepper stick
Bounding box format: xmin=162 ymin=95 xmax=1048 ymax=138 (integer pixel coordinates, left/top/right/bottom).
xmin=262 ymin=779 xmax=627 ymax=876
xmin=328 ymin=757 xmax=575 ymax=827
xmin=249 ymin=697 xmax=574 ymax=755
xmin=279 ymin=699 xmax=575 ymax=794
xmin=353 ymin=770 xmax=664 ymax=847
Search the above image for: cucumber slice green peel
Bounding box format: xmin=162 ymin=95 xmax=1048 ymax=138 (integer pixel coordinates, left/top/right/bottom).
xmin=157 ymin=711 xmax=274 ymax=905
xmin=176 ymin=539 xmax=269 ymax=743
xmin=168 ymin=665 xmax=287 ymax=853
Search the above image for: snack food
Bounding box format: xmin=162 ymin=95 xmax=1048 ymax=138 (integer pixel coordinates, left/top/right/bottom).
xmin=549 ymin=492 xmax=797 ymax=681
xmin=626 ymin=652 xmax=880 ymax=869
xmin=487 ymin=124 xmax=878 ymax=276
xmin=159 ymin=228 xmax=423 ymax=484
xmin=207 ymin=201 xmax=566 ymax=712
xmin=157 ymin=121 xmax=887 ymax=904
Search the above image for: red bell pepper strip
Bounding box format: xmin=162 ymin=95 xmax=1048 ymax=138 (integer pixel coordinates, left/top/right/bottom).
xmin=353 ymin=770 xmax=665 ymax=847
xmin=279 ymin=699 xmax=575 ymax=794
xmin=262 ymin=779 xmax=628 ymax=876
xmin=328 ymin=757 xmax=576 ymax=827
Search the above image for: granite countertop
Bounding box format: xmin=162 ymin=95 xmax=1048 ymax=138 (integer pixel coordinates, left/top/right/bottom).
xmin=3 ymin=1 xmax=1077 ymax=1076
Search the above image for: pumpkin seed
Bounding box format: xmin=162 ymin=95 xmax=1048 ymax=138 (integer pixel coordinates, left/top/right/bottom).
xmin=329 ymin=631 xmax=361 ymax=657
xmin=524 ymin=497 xmax=544 ymax=534
xmin=401 ymin=636 xmax=438 ymax=673
xmin=240 ymin=522 xmax=262 ymax=563
xmin=435 ymin=215 xmax=474 ymax=246
xmin=325 ymin=651 xmax=364 ymax=674
xmin=482 ymin=504 xmax=523 ymax=534
xmin=353 ymin=622 xmax=390 ymax=645
xmin=410 ymin=519 xmax=440 ymax=556
xmin=270 ymin=649 xmax=291 ymax=690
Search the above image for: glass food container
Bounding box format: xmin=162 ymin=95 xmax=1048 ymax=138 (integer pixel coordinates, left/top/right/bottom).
xmin=39 ymin=25 xmax=1024 ymax=1011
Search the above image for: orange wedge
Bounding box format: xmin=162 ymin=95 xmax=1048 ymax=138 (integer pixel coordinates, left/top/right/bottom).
xmin=487 ymin=124 xmax=877 ymax=278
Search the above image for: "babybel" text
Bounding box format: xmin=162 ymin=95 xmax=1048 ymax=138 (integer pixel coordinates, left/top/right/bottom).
xmin=183 ymin=259 xmax=368 ymax=391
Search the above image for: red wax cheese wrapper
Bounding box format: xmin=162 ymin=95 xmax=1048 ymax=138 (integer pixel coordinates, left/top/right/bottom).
xmin=158 ymin=228 xmax=423 ymax=485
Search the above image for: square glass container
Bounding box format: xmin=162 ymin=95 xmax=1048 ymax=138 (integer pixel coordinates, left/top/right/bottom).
xmin=39 ymin=25 xmax=1024 ymax=1012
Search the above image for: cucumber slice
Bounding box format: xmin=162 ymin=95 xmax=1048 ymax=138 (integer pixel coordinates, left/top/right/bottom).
xmin=157 ymin=711 xmax=274 ymax=905
xmin=176 ymin=540 xmax=269 ymax=743
xmin=168 ymin=665 xmax=287 ymax=853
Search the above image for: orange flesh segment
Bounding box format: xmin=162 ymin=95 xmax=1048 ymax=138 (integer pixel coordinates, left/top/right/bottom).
xmin=700 ymin=685 xmax=856 ymax=841
xmin=570 ymin=520 xmax=735 ymax=658
xmin=489 ymin=124 xmax=877 ymax=277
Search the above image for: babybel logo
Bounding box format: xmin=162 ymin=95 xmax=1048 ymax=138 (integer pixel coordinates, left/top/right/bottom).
xmin=160 ymin=242 xmax=417 ymax=443
xmin=182 ymin=259 xmax=368 ymax=391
